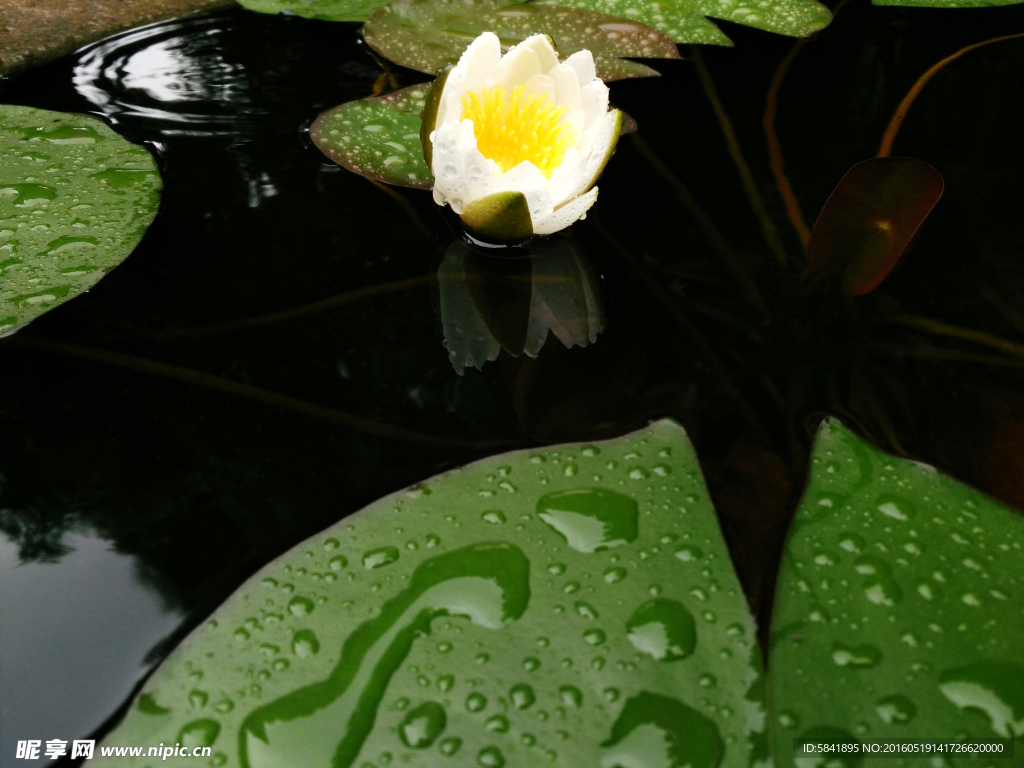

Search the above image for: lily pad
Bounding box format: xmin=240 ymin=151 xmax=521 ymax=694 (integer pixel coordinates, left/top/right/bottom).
xmin=94 ymin=420 xmax=765 ymax=768
xmin=874 ymin=0 xmax=1019 ymax=7
xmin=538 ymin=0 xmax=734 ymax=45
xmin=362 ymin=0 xmax=682 ymax=82
xmin=768 ymin=419 xmax=1024 ymax=766
xmin=314 ymin=84 xmax=636 ymax=188
xmin=237 ymin=0 xmax=390 ymax=21
xmin=310 ymin=86 xmax=434 ymax=189
xmin=807 ymin=157 xmax=944 ymax=296
xmin=0 ymin=106 xmax=161 ymax=334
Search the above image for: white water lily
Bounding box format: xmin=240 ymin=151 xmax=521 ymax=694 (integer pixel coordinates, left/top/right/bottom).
xmin=424 ymin=32 xmax=621 ymax=240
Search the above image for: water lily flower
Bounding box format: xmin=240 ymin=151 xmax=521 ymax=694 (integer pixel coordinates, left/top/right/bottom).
xmin=421 ymin=32 xmax=622 ymax=242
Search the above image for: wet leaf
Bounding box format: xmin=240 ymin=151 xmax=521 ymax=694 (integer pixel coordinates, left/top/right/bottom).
xmin=768 ymin=418 xmax=1024 ymax=766
xmin=313 ymin=84 xmax=635 ymax=188
xmin=94 ymin=420 xmax=765 ymax=768
xmin=362 ymin=0 xmax=682 ymax=82
xmin=807 ymin=157 xmax=944 ymax=296
xmin=537 ymin=0 xmax=733 ymax=46
xmin=0 ymin=106 xmax=161 ymax=334
xmin=310 ymin=86 xmax=434 ymax=190
xmin=874 ymin=0 xmax=1019 ymax=7
xmin=237 ymin=0 xmax=388 ymax=22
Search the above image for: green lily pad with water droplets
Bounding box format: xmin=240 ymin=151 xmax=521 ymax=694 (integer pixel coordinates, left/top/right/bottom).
xmin=874 ymin=0 xmax=1019 ymax=7
xmin=237 ymin=0 xmax=391 ymax=21
xmin=768 ymin=418 xmax=1024 ymax=766
xmin=0 ymin=105 xmax=161 ymax=334
xmin=362 ymin=0 xmax=681 ymax=83
xmin=540 ymin=0 xmax=734 ymax=45
xmin=93 ymin=419 xmax=765 ymax=768
xmin=310 ymin=85 xmax=434 ymax=189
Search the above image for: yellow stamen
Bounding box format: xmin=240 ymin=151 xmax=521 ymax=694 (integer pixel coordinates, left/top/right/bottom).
xmin=461 ymin=84 xmax=577 ymax=179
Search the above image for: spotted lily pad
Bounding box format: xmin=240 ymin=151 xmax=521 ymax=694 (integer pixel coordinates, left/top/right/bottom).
xmin=768 ymin=419 xmax=1024 ymax=766
xmin=94 ymin=420 xmax=765 ymax=768
xmin=311 ymin=85 xmax=434 ymax=189
xmin=237 ymin=0 xmax=390 ymax=21
xmin=538 ymin=0 xmax=734 ymax=45
xmin=0 ymin=106 xmax=161 ymax=334
xmin=362 ymin=0 xmax=682 ymax=82
xmin=874 ymin=0 xmax=1019 ymax=7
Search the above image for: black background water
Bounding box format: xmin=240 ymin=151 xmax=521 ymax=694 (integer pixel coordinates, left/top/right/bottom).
xmin=1 ymin=3 xmax=1022 ymax=762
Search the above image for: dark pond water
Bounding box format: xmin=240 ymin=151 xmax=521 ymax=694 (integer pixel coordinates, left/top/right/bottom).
xmin=1 ymin=3 xmax=1023 ymax=762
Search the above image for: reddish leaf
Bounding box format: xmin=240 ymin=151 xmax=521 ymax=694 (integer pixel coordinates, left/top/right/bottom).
xmin=807 ymin=157 xmax=944 ymax=295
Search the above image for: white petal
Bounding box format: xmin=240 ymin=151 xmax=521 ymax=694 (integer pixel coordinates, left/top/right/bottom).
xmin=458 ymin=32 xmax=502 ymax=98
xmin=579 ymin=80 xmax=609 ymax=130
xmin=563 ymin=50 xmax=597 ymax=88
xmin=532 ymin=186 xmax=598 ymax=235
xmin=518 ymin=34 xmax=560 ymax=74
xmin=496 ymin=44 xmax=542 ymax=90
xmin=522 ymin=73 xmax=556 ymax=103
xmin=549 ymin=63 xmax=582 ymax=115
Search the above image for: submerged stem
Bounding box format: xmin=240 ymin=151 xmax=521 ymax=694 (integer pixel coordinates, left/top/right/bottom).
xmin=5 ymin=338 xmax=518 ymax=450
xmin=691 ymin=47 xmax=790 ymax=269
xmin=629 ymin=133 xmax=769 ymax=317
xmin=763 ymin=39 xmax=811 ymax=250
xmin=163 ymin=275 xmax=437 ymax=338
xmin=878 ymin=32 xmax=1024 ymax=157
xmin=880 ymin=314 xmax=1024 ymax=361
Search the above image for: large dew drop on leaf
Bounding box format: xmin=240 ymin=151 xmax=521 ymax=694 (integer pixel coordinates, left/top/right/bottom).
xmin=0 ymin=106 xmax=161 ymax=334
xmin=768 ymin=419 xmax=1024 ymax=767
xmin=363 ymin=0 xmax=682 ymax=82
xmin=93 ymin=420 xmax=765 ymax=768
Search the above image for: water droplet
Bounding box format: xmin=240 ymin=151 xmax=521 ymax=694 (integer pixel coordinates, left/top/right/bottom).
xmin=537 ymin=488 xmax=639 ymax=553
xmin=288 ymin=596 xmax=315 ymax=616
xmin=559 ymin=685 xmax=583 ymax=708
xmin=563 ymin=581 xmax=581 ymax=594
xmin=875 ymin=694 xmax=916 ymax=725
xmin=324 ymin=538 xmax=340 ymax=550
xmin=523 ymin=656 xmax=541 ymax=671
xmin=486 ymin=715 xmax=510 ymax=732
xmin=583 ymin=628 xmax=607 ymax=646
xmin=603 ymin=687 xmax=620 ymax=702
xmin=698 ymin=674 xmax=716 ymax=688
xmin=938 ymin=660 xmax=1024 ymax=738
xmin=548 ymin=563 xmax=567 ymax=575
xmin=439 ymin=737 xmax=462 ymax=755
xmin=838 ymin=533 xmax=865 ymax=553
xmin=234 ymin=628 xmax=250 ymax=642
xmin=674 ymin=545 xmax=703 ymax=563
xmin=399 ymin=701 xmax=447 ymax=748
xmin=482 ymin=510 xmax=506 ymax=524
xmin=626 ymin=599 xmax=696 ymax=661
xmin=477 ymin=746 xmax=505 ymax=767
xmin=272 ymin=659 xmax=289 ymax=672
xmin=575 ymin=601 xmax=599 ymax=619
xmin=604 ymin=567 xmax=627 ymax=583
xmin=189 ymin=689 xmax=209 ymax=708
xmin=778 ymin=711 xmax=799 ymax=729
xmin=179 ymin=719 xmax=220 ymax=749
xmin=466 ymin=692 xmax=488 ymax=712
xmin=875 ymin=494 xmax=915 ymax=521
xmin=831 ymin=642 xmax=881 ymax=668
xmin=628 ymin=467 xmax=650 ymax=480
xmin=291 ymin=629 xmax=320 ymax=657
xmin=329 ymin=555 xmax=348 ymax=571
xmin=511 ymin=683 xmax=536 ymax=709
xmin=437 ymin=674 xmax=455 ymax=692
xmin=601 ymin=692 xmax=723 ymax=768
xmin=363 ymin=546 xmax=400 ymax=569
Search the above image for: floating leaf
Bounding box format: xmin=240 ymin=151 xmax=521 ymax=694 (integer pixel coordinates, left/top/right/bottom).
xmin=0 ymin=106 xmax=161 ymax=334
xmin=874 ymin=0 xmax=1019 ymax=7
xmin=807 ymin=157 xmax=944 ymax=296
xmin=237 ymin=0 xmax=390 ymax=22
xmin=310 ymin=86 xmax=434 ymax=190
xmin=363 ymin=0 xmax=682 ymax=82
xmin=544 ymin=0 xmax=733 ymax=45
xmin=94 ymin=420 xmax=765 ymax=768
xmin=768 ymin=419 xmax=1024 ymax=766
xmin=313 ymin=84 xmax=636 ymax=188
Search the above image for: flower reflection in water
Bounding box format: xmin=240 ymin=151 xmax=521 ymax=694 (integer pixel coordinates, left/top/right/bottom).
xmin=439 ymin=236 xmax=605 ymax=374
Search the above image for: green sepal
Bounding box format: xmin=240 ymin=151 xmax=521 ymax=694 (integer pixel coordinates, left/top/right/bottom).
xmin=419 ymin=65 xmax=452 ymax=172
xmin=461 ymin=191 xmax=534 ymax=242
